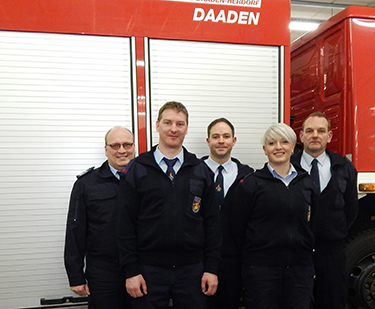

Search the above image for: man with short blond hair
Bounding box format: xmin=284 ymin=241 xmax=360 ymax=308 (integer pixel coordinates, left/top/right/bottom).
xmin=117 ymin=102 xmax=221 ymax=309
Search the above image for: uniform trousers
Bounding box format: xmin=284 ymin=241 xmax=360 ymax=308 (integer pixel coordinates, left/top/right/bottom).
xmin=242 ymin=264 xmax=315 ymax=309
xmin=313 ymin=244 xmax=348 ymax=309
xmin=131 ymin=262 xmax=206 ymax=309
xmin=207 ymin=256 xmax=242 ymax=309
xmin=86 ymin=262 xmax=129 ymax=309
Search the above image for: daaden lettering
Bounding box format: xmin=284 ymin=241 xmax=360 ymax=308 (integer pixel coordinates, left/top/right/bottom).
xmin=193 ymin=7 xmax=260 ymax=25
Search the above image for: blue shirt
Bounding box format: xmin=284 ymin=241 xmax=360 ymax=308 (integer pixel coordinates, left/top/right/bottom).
xmin=108 ymin=162 xmax=121 ymax=180
xmin=154 ymin=146 xmax=184 ymax=174
xmin=267 ymin=163 xmax=297 ymax=186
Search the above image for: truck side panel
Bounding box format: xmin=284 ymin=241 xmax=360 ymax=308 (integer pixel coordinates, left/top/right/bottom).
xmin=291 ymin=21 xmax=347 ymax=156
xmin=350 ymin=18 xmax=375 ymax=172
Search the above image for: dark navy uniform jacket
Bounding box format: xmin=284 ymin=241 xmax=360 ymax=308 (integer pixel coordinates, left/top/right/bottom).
xmin=291 ymin=150 xmax=358 ymax=247
xmin=64 ymin=161 xmax=122 ymax=286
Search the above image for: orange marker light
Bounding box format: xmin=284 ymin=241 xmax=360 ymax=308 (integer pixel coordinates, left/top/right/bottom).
xmin=359 ymin=183 xmax=375 ymax=191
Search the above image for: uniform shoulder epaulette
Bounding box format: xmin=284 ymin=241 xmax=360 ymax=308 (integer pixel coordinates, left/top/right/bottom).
xmin=76 ymin=166 xmax=95 ymax=179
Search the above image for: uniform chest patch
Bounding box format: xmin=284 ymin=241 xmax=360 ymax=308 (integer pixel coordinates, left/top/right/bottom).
xmin=192 ymin=196 xmax=201 ymax=213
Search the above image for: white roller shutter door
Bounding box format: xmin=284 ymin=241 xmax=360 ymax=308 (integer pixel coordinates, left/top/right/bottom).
xmin=148 ymin=39 xmax=282 ymax=169
xmin=0 ymin=31 xmax=132 ymax=308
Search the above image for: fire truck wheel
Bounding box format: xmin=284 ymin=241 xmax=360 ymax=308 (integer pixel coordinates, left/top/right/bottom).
xmin=346 ymin=228 xmax=375 ymax=309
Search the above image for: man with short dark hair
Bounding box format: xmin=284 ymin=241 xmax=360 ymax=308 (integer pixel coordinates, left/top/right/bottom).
xmin=203 ymin=117 xmax=253 ymax=309
xmin=117 ymin=101 xmax=221 ymax=309
xmin=291 ymin=112 xmax=358 ymax=309
xmin=64 ymin=126 xmax=135 ymax=308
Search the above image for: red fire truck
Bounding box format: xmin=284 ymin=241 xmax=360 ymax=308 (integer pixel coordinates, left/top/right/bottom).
xmin=291 ymin=6 xmax=375 ymax=309
xmin=0 ymin=0 xmax=290 ymax=308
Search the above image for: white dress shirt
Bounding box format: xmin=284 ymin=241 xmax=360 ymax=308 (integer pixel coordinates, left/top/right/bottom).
xmin=204 ymin=156 xmax=238 ymax=197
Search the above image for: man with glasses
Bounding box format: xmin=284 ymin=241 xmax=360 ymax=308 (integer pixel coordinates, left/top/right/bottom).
xmin=64 ymin=126 xmax=135 ymax=309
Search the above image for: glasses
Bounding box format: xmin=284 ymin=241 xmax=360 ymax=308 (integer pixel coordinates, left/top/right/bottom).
xmin=106 ymin=143 xmax=134 ymax=150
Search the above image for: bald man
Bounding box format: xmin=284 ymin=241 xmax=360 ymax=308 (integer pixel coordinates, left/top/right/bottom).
xmin=64 ymin=126 xmax=135 ymax=308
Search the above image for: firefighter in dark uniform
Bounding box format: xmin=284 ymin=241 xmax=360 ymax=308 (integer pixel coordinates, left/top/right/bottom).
xmin=202 ymin=117 xmax=254 ymax=309
xmin=117 ymin=102 xmax=221 ymax=309
xmin=64 ymin=126 xmax=135 ymax=309
xmin=291 ymin=112 xmax=358 ymax=309
xmin=231 ymin=123 xmax=318 ymax=309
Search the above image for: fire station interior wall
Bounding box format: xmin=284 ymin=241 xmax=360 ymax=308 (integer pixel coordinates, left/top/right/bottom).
xmin=0 ymin=31 xmax=133 ymax=308
xmin=148 ymin=39 xmax=281 ymax=169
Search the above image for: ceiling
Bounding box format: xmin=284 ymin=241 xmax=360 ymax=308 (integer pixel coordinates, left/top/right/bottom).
xmin=290 ymin=0 xmax=375 ymax=42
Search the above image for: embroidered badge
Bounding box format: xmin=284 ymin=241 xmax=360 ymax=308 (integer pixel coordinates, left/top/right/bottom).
xmin=215 ymin=184 xmax=222 ymax=192
xmin=307 ymin=205 xmax=311 ymax=222
xmin=192 ymin=196 xmax=201 ymax=213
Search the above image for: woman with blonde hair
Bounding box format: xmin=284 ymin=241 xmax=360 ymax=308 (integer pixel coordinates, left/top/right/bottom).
xmin=231 ymin=123 xmax=318 ymax=309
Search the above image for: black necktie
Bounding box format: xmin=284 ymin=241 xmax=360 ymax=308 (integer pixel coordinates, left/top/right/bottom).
xmin=310 ymin=159 xmax=320 ymax=190
xmin=163 ymin=157 xmax=178 ymax=182
xmin=215 ymin=165 xmax=224 ymax=206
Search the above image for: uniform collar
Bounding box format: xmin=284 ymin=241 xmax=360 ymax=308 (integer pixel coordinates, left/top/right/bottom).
xmin=301 ymin=150 xmax=327 ymax=166
xmin=154 ymin=146 xmax=184 ymax=165
xmin=205 ymin=156 xmax=234 ymax=173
